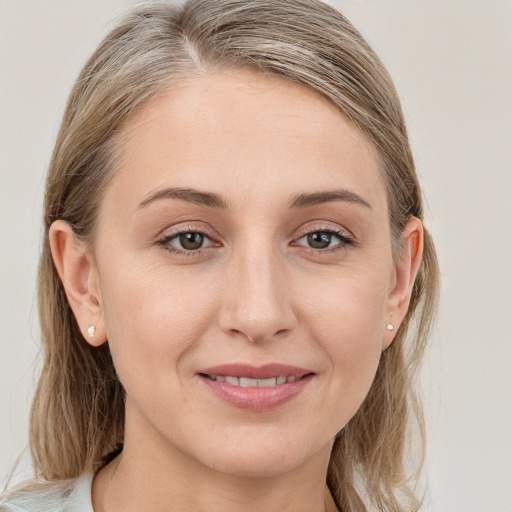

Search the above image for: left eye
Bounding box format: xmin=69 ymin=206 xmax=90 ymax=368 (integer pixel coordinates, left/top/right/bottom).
xmin=294 ymin=230 xmax=348 ymax=250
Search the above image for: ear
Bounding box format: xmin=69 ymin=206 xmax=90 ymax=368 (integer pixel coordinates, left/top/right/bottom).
xmin=383 ymin=216 xmax=424 ymax=350
xmin=49 ymin=220 xmax=107 ymax=347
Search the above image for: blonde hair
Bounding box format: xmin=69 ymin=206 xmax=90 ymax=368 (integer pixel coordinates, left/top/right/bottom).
xmin=31 ymin=1 xmax=439 ymax=511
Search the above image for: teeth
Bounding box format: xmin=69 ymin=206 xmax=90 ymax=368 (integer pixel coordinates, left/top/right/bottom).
xmin=239 ymin=377 xmax=258 ymax=387
xmin=258 ymin=377 xmax=277 ymax=387
xmin=207 ymin=375 xmax=298 ymax=387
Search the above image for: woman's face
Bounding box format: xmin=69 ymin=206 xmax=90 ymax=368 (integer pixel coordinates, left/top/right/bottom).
xmin=89 ymin=69 xmax=402 ymax=477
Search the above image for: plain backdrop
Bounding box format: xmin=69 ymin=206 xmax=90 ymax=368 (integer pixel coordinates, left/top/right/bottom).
xmin=0 ymin=1 xmax=511 ymax=511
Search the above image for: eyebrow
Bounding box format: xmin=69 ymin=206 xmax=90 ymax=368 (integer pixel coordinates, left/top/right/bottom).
xmin=137 ymin=186 xmax=371 ymax=211
xmin=288 ymin=189 xmax=371 ymax=209
xmin=137 ymin=187 xmax=228 ymax=210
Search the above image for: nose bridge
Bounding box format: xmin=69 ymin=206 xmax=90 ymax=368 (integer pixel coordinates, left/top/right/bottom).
xmin=220 ymin=232 xmax=295 ymax=342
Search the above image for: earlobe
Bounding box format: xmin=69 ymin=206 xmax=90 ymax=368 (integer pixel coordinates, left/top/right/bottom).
xmin=49 ymin=220 xmax=107 ymax=346
xmin=383 ymin=217 xmax=424 ymax=350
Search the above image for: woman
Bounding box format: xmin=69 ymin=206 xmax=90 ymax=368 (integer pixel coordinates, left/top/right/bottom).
xmin=0 ymin=0 xmax=439 ymax=511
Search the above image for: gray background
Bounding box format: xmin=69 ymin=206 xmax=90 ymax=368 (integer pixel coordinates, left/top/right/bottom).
xmin=1 ymin=1 xmax=511 ymax=511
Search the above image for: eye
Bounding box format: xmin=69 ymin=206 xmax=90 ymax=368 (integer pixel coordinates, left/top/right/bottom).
xmin=293 ymin=228 xmax=353 ymax=252
xmin=175 ymin=232 xmax=206 ymax=251
xmin=157 ymin=227 xmax=218 ymax=255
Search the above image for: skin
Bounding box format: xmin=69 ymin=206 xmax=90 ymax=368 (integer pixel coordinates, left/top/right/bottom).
xmin=50 ymin=69 xmax=423 ymax=512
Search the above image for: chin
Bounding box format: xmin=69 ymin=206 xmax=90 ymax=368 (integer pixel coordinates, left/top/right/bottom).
xmin=207 ymin=453 xmax=310 ymax=479
xmin=192 ymin=428 xmax=332 ymax=479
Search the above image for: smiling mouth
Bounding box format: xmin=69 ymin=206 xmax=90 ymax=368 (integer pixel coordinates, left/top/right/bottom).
xmin=201 ymin=374 xmax=300 ymax=387
xmin=197 ymin=364 xmax=315 ymax=410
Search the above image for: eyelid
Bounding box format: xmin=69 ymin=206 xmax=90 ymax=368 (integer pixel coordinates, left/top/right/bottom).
xmin=291 ymin=225 xmax=354 ymax=252
xmin=156 ymin=224 xmax=220 ymax=255
xmin=294 ymin=222 xmax=353 ymax=239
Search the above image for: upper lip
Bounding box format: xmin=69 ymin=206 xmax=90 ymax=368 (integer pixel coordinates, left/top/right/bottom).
xmin=199 ymin=363 xmax=314 ymax=380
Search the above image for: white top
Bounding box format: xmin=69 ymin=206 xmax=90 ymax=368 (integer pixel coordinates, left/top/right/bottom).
xmin=0 ymin=473 xmax=94 ymax=512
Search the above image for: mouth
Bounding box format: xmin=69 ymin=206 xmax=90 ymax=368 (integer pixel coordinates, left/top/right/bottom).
xmin=197 ymin=363 xmax=315 ymax=411
xmin=201 ymin=374 xmax=300 ymax=387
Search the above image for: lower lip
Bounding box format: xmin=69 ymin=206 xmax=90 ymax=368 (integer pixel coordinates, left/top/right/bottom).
xmin=198 ymin=374 xmax=314 ymax=411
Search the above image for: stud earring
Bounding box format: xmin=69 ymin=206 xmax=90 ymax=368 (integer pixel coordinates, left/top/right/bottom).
xmin=386 ymin=323 xmax=394 ymax=331
xmin=87 ymin=325 xmax=96 ymax=337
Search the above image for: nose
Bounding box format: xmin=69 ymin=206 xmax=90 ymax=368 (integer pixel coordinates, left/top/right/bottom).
xmin=218 ymin=239 xmax=297 ymax=344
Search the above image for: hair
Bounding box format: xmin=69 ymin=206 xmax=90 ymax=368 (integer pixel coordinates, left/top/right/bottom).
xmin=29 ymin=1 xmax=439 ymax=511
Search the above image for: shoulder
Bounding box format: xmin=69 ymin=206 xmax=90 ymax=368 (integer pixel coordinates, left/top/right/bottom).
xmin=0 ymin=473 xmax=94 ymax=512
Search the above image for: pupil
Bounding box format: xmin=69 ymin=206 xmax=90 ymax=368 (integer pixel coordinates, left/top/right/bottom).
xmin=307 ymin=232 xmax=331 ymax=249
xmin=180 ymin=232 xmax=204 ymax=250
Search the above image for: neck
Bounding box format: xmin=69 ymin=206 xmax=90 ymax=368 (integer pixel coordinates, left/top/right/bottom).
xmin=92 ymin=411 xmax=338 ymax=512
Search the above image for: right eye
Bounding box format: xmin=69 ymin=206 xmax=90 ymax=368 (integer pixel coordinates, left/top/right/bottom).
xmin=157 ymin=227 xmax=218 ymax=256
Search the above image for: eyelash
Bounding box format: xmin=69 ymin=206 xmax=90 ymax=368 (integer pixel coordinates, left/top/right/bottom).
xmin=157 ymin=225 xmax=219 ymax=258
xmin=293 ymin=227 xmax=354 ymax=255
xmin=156 ymin=225 xmax=355 ymax=258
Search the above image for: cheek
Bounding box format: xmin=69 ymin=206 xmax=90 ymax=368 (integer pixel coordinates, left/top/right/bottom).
xmin=302 ymin=263 xmax=389 ymax=348
xmin=99 ymin=266 xmax=216 ymax=391
xmin=300 ymin=266 xmax=389 ymax=419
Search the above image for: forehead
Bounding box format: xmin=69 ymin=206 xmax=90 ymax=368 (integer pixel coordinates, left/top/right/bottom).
xmin=105 ymin=69 xmax=386 ymax=215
